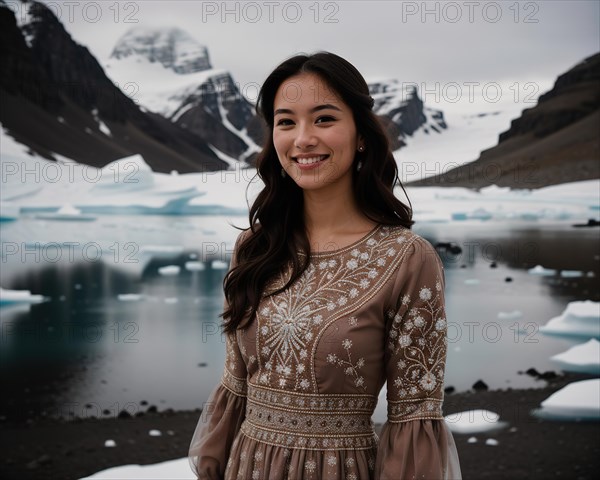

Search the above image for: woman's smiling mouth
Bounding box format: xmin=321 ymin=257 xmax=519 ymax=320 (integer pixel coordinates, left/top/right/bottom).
xmin=292 ymin=155 xmax=330 ymax=167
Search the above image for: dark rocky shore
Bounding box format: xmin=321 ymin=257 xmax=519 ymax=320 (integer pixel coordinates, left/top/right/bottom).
xmin=1 ymin=373 xmax=598 ymax=480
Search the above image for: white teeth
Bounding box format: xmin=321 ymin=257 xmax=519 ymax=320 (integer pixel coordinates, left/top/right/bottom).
xmin=296 ymin=156 xmax=326 ymax=165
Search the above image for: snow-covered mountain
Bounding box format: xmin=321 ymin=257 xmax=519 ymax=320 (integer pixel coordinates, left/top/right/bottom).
xmin=104 ymin=27 xmax=262 ymax=164
xmin=0 ymin=0 xmax=227 ymax=173
xmin=368 ymin=79 xmax=447 ymax=149
xmin=110 ymin=27 xmax=212 ymax=74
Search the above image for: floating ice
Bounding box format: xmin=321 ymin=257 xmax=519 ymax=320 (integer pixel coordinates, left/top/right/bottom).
xmin=79 ymin=457 xmax=194 ymax=479
xmin=140 ymin=245 xmax=184 ymax=256
xmin=467 ymin=437 xmax=477 ymax=444
xmin=149 ymin=429 xmax=162 ymax=436
xmin=104 ymin=440 xmax=116 ymax=448
xmin=528 ymin=265 xmax=556 ymax=276
xmin=550 ymin=339 xmax=600 ymax=374
xmin=0 ymin=201 xmax=19 ymax=221
xmin=0 ymin=287 xmax=47 ymax=306
xmin=497 ymin=310 xmax=523 ymax=320
xmin=533 ymin=379 xmax=600 ymax=421
xmin=35 ymin=204 xmax=97 ymax=221
xmin=560 ymin=270 xmax=584 ymax=278
xmin=539 ymin=301 xmax=600 ymax=339
xmin=185 ymin=261 xmax=205 ymax=271
xmin=118 ymin=294 xmax=144 ymax=302
xmin=444 ymin=409 xmax=508 ymax=434
xmin=485 ymin=438 xmax=499 ymax=446
xmin=211 ymin=260 xmax=229 ymax=270
xmin=158 ymin=265 xmax=180 ymax=276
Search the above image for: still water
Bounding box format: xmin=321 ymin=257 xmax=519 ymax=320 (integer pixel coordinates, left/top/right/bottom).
xmin=1 ymin=214 xmax=598 ymax=422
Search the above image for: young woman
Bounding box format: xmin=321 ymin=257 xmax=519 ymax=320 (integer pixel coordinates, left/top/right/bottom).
xmin=189 ymin=51 xmax=461 ymax=480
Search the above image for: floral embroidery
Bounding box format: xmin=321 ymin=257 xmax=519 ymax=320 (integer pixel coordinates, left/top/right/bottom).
xmin=255 ymin=225 xmax=414 ymax=392
xmin=326 ymin=333 xmax=368 ymax=391
xmin=385 ymin=252 xmax=447 ymax=421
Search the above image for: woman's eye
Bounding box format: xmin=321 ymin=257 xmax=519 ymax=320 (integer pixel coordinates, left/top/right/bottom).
xmin=316 ymin=116 xmax=335 ymax=124
xmin=276 ymin=118 xmax=293 ymax=126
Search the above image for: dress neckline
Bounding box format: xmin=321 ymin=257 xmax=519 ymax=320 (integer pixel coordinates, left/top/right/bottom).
xmin=306 ymin=223 xmax=382 ymax=257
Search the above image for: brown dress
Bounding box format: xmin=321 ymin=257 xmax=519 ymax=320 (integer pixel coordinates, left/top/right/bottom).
xmin=189 ymin=224 xmax=462 ymax=479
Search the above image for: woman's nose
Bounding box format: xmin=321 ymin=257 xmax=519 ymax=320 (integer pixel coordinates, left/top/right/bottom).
xmin=294 ymin=123 xmax=317 ymax=149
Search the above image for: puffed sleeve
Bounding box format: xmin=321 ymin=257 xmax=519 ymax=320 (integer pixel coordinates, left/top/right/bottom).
xmin=188 ymin=230 xmax=249 ymax=479
xmin=375 ymin=236 xmax=462 ymax=480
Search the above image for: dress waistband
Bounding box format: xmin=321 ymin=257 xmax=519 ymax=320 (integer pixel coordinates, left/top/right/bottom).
xmin=240 ymin=383 xmax=378 ymax=450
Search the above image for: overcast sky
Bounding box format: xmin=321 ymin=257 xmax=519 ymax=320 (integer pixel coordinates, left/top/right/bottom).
xmin=28 ymin=0 xmax=600 ymax=109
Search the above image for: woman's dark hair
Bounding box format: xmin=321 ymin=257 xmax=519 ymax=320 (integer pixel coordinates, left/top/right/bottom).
xmin=222 ymin=51 xmax=413 ymax=333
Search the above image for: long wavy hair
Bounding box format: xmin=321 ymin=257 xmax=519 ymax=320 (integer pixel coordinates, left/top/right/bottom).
xmin=222 ymin=51 xmax=413 ymax=333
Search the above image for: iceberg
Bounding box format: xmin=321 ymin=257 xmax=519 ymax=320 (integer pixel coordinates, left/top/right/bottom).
xmin=0 ymin=287 xmax=47 ymax=306
xmin=539 ymin=300 xmax=600 ymax=339
xmin=79 ymin=457 xmax=194 ymax=479
xmin=528 ymin=265 xmax=557 ymax=276
xmin=158 ymin=265 xmax=180 ymax=276
xmin=0 ymin=201 xmax=19 ymax=221
xmin=35 ymin=204 xmax=97 ymax=221
xmin=533 ymin=379 xmax=600 ymax=421
xmin=185 ymin=261 xmax=205 ymax=271
xmin=560 ymin=270 xmax=584 ymax=278
xmin=211 ymin=260 xmax=229 ymax=270
xmin=497 ymin=310 xmax=523 ymax=320
xmin=550 ymin=339 xmax=600 ymax=374
xmin=444 ymin=409 xmax=508 ymax=434
xmin=117 ymin=294 xmax=144 ymax=302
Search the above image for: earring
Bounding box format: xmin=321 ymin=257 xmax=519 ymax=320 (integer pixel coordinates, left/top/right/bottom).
xmin=281 ymin=168 xmax=286 ymax=178
xmin=356 ymin=161 xmax=363 ymax=172
xmin=358 ymin=145 xmax=365 ymax=152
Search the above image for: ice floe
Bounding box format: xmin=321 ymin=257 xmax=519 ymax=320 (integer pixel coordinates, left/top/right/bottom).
xmin=560 ymin=270 xmax=584 ymax=278
xmin=533 ymin=379 xmax=600 ymax=421
xmin=0 ymin=201 xmax=19 ymax=221
xmin=0 ymin=287 xmax=47 ymax=306
xmin=79 ymin=457 xmax=194 ymax=479
xmin=158 ymin=265 xmax=180 ymax=276
xmin=550 ymin=339 xmax=600 ymax=374
xmin=444 ymin=409 xmax=508 ymax=434
xmin=35 ymin=204 xmax=97 ymax=221
xmin=539 ymin=301 xmax=600 ymax=339
xmin=497 ymin=310 xmax=523 ymax=320
xmin=527 ymin=265 xmax=557 ymax=276
xmin=117 ymin=294 xmax=144 ymax=302
xmin=185 ymin=261 xmax=205 ymax=271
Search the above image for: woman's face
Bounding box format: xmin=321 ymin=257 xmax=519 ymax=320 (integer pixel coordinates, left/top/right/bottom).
xmin=272 ymin=72 xmax=363 ymax=193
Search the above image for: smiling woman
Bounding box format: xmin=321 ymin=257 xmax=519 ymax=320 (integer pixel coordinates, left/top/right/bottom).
xmin=188 ymin=51 xmax=462 ymax=480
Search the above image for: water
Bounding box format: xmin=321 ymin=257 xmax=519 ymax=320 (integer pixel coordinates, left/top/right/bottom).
xmin=1 ymin=214 xmax=598 ymax=422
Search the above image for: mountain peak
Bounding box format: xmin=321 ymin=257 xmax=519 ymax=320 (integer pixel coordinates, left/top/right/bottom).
xmin=110 ymin=26 xmax=211 ymax=74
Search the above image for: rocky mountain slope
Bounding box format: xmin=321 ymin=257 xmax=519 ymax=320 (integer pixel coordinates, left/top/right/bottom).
xmin=409 ymin=53 xmax=600 ymax=189
xmin=0 ymin=0 xmax=227 ymax=173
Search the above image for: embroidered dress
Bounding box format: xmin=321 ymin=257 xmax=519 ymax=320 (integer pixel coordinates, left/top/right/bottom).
xmin=189 ymin=224 xmax=462 ymax=479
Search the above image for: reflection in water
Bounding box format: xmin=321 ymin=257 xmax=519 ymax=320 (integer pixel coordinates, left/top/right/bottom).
xmin=1 ymin=216 xmax=598 ymax=421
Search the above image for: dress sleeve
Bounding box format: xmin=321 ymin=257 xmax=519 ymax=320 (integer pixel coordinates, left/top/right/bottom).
xmin=188 ymin=231 xmax=249 ymax=479
xmin=374 ymin=236 xmax=462 ymax=480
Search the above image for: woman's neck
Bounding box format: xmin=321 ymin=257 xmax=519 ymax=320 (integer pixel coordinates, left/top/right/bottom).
xmin=302 ymin=184 xmax=375 ymax=237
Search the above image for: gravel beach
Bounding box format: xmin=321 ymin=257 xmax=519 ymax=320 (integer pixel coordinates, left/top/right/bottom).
xmin=1 ymin=373 xmax=598 ymax=480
